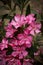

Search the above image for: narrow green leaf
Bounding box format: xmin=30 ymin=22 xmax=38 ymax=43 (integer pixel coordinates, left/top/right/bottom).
xmin=26 ymin=5 xmax=30 ymax=16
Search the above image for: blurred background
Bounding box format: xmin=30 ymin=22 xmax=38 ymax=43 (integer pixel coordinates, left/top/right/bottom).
xmin=0 ymin=0 xmax=43 ymax=65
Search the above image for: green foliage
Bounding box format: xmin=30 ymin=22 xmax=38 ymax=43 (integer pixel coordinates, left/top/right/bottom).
xmin=31 ymin=8 xmax=41 ymax=22
xmin=0 ymin=0 xmax=41 ymax=22
xmin=0 ymin=21 xmax=5 ymax=42
xmin=0 ymin=0 xmax=11 ymax=8
xmin=26 ymin=4 xmax=30 ymax=16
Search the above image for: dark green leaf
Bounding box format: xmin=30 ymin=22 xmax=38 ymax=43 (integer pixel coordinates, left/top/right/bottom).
xmin=26 ymin=5 xmax=30 ymax=16
xmin=24 ymin=0 xmax=30 ymax=6
xmin=0 ymin=5 xmax=10 ymax=10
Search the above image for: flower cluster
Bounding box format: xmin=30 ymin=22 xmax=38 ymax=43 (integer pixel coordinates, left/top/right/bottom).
xmin=0 ymin=14 xmax=41 ymax=65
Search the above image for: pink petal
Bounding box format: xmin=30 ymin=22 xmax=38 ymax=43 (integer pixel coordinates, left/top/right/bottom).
xmin=26 ymin=44 xmax=31 ymax=48
xmin=23 ymin=60 xmax=33 ymax=65
xmin=23 ymin=51 xmax=28 ymax=57
xmin=30 ymin=30 xmax=35 ymax=35
xmin=35 ymin=29 xmax=41 ymax=34
xmin=36 ymin=23 xmax=41 ymax=29
xmin=11 ymin=20 xmax=20 ymax=29
xmin=12 ymin=52 xmax=18 ymax=57
xmin=14 ymin=14 xmax=20 ymax=22
xmin=19 ymin=53 xmax=23 ymax=59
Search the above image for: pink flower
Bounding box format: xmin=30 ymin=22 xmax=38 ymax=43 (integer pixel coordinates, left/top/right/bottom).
xmin=14 ymin=14 xmax=26 ymax=25
xmin=0 ymin=38 xmax=8 ymax=50
xmin=26 ymin=14 xmax=35 ymax=24
xmin=34 ymin=50 xmax=40 ymax=56
xmin=0 ymin=58 xmax=6 ymax=65
xmin=11 ymin=14 xmax=26 ymax=29
xmin=9 ymin=38 xmax=19 ymax=46
xmin=0 ymin=14 xmax=41 ymax=65
xmin=18 ymin=34 xmax=32 ymax=48
xmin=9 ymin=33 xmax=32 ymax=47
xmin=11 ymin=20 xmax=20 ymax=29
xmin=23 ymin=59 xmax=33 ymax=65
xmin=14 ymin=59 xmax=21 ymax=65
xmin=24 ymin=28 xmax=30 ymax=35
xmin=19 ymin=50 xmax=28 ymax=59
xmin=28 ymin=22 xmax=41 ymax=36
xmin=7 ymin=58 xmax=21 ymax=65
xmin=5 ymin=23 xmax=16 ymax=38
xmin=12 ymin=46 xmax=28 ymax=59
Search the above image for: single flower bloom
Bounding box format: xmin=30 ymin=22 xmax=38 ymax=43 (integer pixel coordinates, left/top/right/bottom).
xmin=26 ymin=14 xmax=35 ymax=24
xmin=5 ymin=23 xmax=16 ymax=38
xmin=12 ymin=46 xmax=28 ymax=59
xmin=0 ymin=38 xmax=8 ymax=50
xmin=18 ymin=34 xmax=32 ymax=48
xmin=28 ymin=22 xmax=41 ymax=36
xmin=11 ymin=14 xmax=26 ymax=29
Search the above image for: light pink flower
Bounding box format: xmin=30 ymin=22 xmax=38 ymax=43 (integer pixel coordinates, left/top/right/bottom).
xmin=11 ymin=20 xmax=20 ymax=29
xmin=14 ymin=14 xmax=26 ymax=25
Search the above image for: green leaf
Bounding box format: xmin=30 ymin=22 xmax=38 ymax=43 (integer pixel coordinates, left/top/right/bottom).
xmin=0 ymin=21 xmax=5 ymax=42
xmin=41 ymin=14 xmax=43 ymax=21
xmin=0 ymin=5 xmax=10 ymax=10
xmin=26 ymin=5 xmax=30 ymax=16
xmin=0 ymin=0 xmax=11 ymax=9
xmin=31 ymin=9 xmax=41 ymax=22
xmin=24 ymin=0 xmax=30 ymax=6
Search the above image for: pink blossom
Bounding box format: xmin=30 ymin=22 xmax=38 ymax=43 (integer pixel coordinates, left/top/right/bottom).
xmin=9 ymin=38 xmax=19 ymax=46
xmin=18 ymin=34 xmax=32 ymax=48
xmin=12 ymin=46 xmax=28 ymax=59
xmin=26 ymin=14 xmax=35 ymax=24
xmin=9 ymin=34 xmax=32 ymax=47
xmin=0 ymin=51 xmax=6 ymax=65
xmin=0 ymin=38 xmax=8 ymax=50
xmin=14 ymin=59 xmax=21 ymax=65
xmin=17 ymin=33 xmax=24 ymax=40
xmin=7 ymin=58 xmax=21 ymax=65
xmin=14 ymin=14 xmax=26 ymax=25
xmin=23 ymin=59 xmax=33 ymax=65
xmin=24 ymin=28 xmax=30 ymax=35
xmin=5 ymin=23 xmax=16 ymax=38
xmin=28 ymin=22 xmax=41 ymax=36
xmin=0 ymin=14 xmax=41 ymax=65
xmin=11 ymin=15 xmax=26 ymax=29
xmin=0 ymin=58 xmax=6 ymax=65
xmin=11 ymin=20 xmax=20 ymax=29
xmin=34 ymin=50 xmax=40 ymax=56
